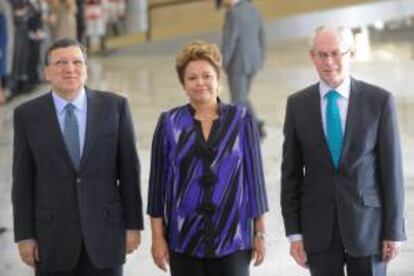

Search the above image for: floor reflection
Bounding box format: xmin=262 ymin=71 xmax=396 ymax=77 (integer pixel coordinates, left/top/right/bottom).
xmin=0 ymin=29 xmax=413 ymax=275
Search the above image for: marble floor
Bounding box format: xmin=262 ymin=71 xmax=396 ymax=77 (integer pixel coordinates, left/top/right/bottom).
xmin=1 ymin=30 xmax=414 ymax=275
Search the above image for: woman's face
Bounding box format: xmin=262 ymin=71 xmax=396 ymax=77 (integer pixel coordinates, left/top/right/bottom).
xmin=183 ymin=59 xmax=219 ymax=105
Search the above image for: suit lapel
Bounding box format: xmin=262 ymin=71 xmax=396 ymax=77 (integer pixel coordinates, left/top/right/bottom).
xmin=338 ymin=78 xmax=361 ymax=169
xmin=79 ymin=90 xmax=105 ymax=170
xmin=36 ymin=93 xmax=76 ymax=171
xmin=308 ymin=85 xmax=334 ymax=167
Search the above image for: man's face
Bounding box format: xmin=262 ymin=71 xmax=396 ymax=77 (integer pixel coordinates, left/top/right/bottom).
xmin=309 ymin=29 xmax=354 ymax=88
xmin=44 ymin=46 xmax=88 ymax=98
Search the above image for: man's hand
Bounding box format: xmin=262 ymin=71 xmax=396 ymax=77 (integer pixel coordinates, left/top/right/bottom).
xmin=151 ymin=236 xmax=169 ymax=272
xmin=251 ymin=235 xmax=265 ymax=266
xmin=290 ymin=241 xmax=308 ymax=268
xmin=382 ymin=240 xmax=401 ymax=262
xmin=126 ymin=230 xmax=141 ymax=254
xmin=18 ymin=239 xmax=39 ymax=267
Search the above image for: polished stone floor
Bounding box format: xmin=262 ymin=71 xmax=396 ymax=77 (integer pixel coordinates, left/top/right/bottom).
xmin=1 ymin=31 xmax=414 ymax=275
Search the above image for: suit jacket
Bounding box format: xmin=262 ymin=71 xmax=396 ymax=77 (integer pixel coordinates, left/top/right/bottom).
xmin=281 ymin=78 xmax=406 ymax=257
xmin=12 ymin=89 xmax=143 ymax=271
xmin=221 ymin=0 xmax=265 ymax=75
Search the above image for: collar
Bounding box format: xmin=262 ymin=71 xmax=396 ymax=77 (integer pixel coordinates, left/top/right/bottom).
xmin=319 ymin=77 xmax=351 ymax=100
xmin=52 ymin=88 xmax=87 ymax=115
xmin=187 ymin=98 xmax=224 ymax=117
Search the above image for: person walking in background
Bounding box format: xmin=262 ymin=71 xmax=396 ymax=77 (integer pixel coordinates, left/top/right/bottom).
xmin=48 ymin=0 xmax=77 ymax=41
xmin=10 ymin=0 xmax=34 ymax=95
xmin=75 ymin=0 xmax=85 ymax=43
xmin=220 ymin=0 xmax=266 ymax=138
xmin=26 ymin=0 xmax=45 ymax=87
xmin=84 ymin=0 xmax=106 ymax=53
xmin=0 ymin=7 xmax=7 ymax=104
xmin=0 ymin=0 xmax=14 ymax=104
xmin=280 ymin=25 xmax=405 ymax=276
xmin=105 ymin=0 xmax=126 ymax=36
xmin=9 ymin=0 xmax=44 ymax=96
xmin=38 ymin=0 xmax=53 ymax=82
xmin=148 ymin=40 xmax=268 ymax=276
xmin=12 ymin=38 xmax=143 ymax=276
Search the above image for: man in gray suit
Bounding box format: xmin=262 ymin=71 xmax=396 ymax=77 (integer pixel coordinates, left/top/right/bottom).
xmin=12 ymin=38 xmax=143 ymax=276
xmin=281 ymin=25 xmax=405 ymax=276
xmin=221 ymin=0 xmax=266 ymax=137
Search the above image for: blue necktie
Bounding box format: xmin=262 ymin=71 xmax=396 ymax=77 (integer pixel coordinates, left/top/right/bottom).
xmin=63 ymin=104 xmax=80 ymax=169
xmin=325 ymin=90 xmax=343 ymax=168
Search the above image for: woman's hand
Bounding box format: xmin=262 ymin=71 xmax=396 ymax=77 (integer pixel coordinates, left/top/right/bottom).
xmin=150 ymin=217 xmax=169 ymax=271
xmin=151 ymin=236 xmax=169 ymax=271
xmin=252 ymin=233 xmax=266 ymax=266
xmin=252 ymin=214 xmax=266 ymax=266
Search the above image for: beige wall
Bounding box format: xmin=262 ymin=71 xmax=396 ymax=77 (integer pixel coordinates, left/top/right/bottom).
xmin=149 ymin=0 xmax=378 ymax=40
xmin=256 ymin=0 xmax=377 ymax=19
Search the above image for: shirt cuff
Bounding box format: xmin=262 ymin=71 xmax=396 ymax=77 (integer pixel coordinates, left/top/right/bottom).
xmin=288 ymin=234 xmax=303 ymax=242
xmin=17 ymin=238 xmax=35 ymax=244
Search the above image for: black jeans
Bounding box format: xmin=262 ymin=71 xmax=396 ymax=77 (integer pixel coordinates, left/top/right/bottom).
xmin=170 ymin=250 xmax=251 ymax=276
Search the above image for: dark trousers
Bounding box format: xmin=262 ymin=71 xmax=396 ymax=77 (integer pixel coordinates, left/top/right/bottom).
xmin=35 ymin=243 xmax=122 ymax=276
xmin=227 ymin=71 xmax=261 ymax=124
xmin=170 ymin=250 xmax=251 ymax=276
xmin=307 ymin=222 xmax=386 ymax=276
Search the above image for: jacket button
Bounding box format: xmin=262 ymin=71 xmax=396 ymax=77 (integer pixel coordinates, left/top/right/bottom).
xmin=77 ymin=178 xmax=82 ymax=184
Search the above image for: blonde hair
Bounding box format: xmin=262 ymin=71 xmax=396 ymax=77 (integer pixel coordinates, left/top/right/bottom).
xmin=175 ymin=40 xmax=222 ymax=85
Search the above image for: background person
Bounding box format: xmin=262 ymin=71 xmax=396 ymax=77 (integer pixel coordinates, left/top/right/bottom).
xmin=220 ymin=0 xmax=266 ymax=138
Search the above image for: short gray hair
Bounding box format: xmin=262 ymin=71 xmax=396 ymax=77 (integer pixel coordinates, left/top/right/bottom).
xmin=309 ymin=25 xmax=354 ymax=51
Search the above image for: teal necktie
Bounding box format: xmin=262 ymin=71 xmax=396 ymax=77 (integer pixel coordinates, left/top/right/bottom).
xmin=325 ymin=90 xmax=343 ymax=168
xmin=63 ymin=104 xmax=80 ymax=169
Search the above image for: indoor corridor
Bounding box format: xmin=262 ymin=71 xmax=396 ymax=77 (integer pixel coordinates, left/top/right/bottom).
xmin=0 ymin=27 xmax=413 ymax=275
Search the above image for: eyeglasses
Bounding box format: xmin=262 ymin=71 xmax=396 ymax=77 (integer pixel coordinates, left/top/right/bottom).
xmin=313 ymin=48 xmax=352 ymax=60
xmin=50 ymin=59 xmax=86 ymax=68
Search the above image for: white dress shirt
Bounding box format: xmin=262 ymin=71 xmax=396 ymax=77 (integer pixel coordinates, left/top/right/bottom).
xmin=288 ymin=76 xmax=351 ymax=243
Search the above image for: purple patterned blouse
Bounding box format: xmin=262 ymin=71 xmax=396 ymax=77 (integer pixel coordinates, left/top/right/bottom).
xmin=147 ymin=101 xmax=268 ymax=258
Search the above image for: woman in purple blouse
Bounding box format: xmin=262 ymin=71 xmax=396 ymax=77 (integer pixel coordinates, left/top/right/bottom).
xmin=147 ymin=40 xmax=269 ymax=276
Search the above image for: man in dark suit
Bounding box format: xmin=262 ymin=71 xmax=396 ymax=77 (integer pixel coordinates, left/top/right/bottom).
xmin=220 ymin=0 xmax=266 ymax=137
xmin=12 ymin=38 xmax=143 ymax=276
xmin=281 ymin=25 xmax=406 ymax=276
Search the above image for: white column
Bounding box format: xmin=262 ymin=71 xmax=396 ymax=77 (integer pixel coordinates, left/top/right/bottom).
xmin=126 ymin=0 xmax=148 ymax=33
